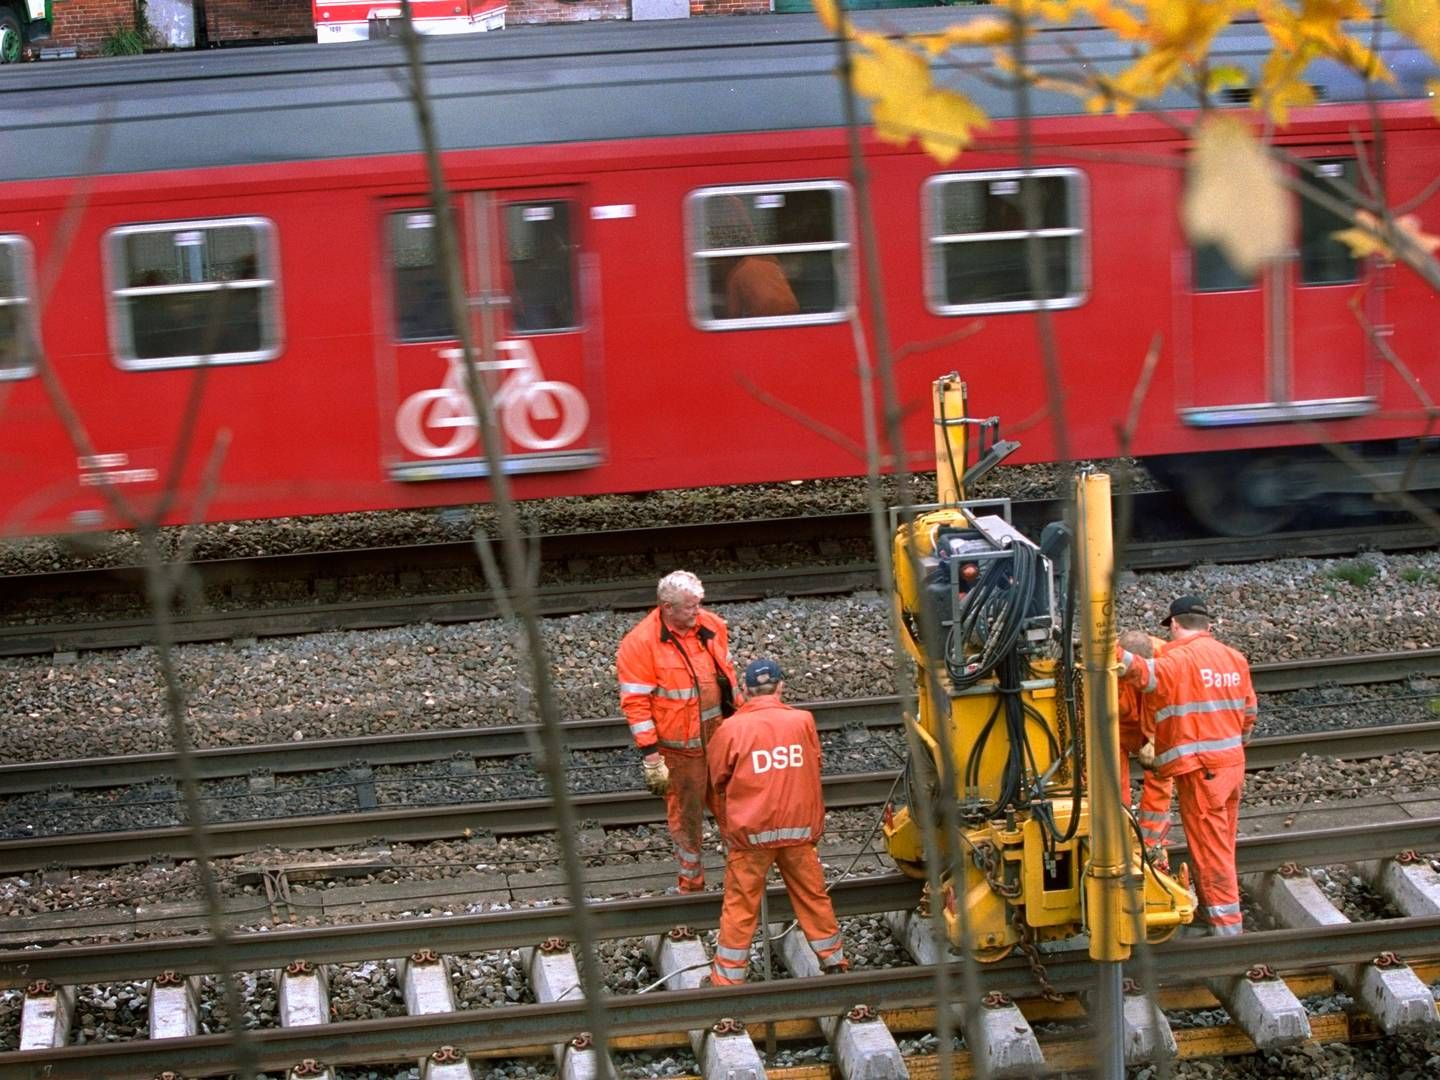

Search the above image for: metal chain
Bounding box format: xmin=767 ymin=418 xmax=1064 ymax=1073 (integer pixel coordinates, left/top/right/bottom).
xmin=1017 ymin=921 xmax=1065 ymax=1002
xmin=974 ymin=842 xmax=1022 ymax=900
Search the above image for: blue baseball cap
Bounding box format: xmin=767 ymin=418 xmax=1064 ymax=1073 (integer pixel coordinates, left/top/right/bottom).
xmin=743 ymin=658 xmax=785 ymax=689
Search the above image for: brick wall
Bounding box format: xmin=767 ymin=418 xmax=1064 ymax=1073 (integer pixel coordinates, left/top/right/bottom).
xmin=205 ymin=0 xmax=314 ymax=44
xmin=508 ymin=0 xmax=629 ymax=25
xmin=50 ymin=0 xmax=774 ymax=56
xmin=52 ymin=0 xmax=136 ymax=54
xmin=690 ymin=0 xmax=770 ymax=13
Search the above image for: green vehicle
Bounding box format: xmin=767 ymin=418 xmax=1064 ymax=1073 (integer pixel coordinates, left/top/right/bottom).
xmin=1 ymin=1 xmax=50 ymax=64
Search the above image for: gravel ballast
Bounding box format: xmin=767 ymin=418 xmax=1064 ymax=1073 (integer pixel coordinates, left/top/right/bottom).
xmin=1 ymin=547 xmax=1438 ymax=765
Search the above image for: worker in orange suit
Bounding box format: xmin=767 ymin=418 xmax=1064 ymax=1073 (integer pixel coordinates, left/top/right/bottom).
xmin=1116 ymin=629 xmax=1175 ymax=867
xmin=1118 ymin=595 xmax=1257 ymax=936
xmin=706 ymin=658 xmax=848 ymax=984
xmin=617 ymin=570 xmax=738 ymax=893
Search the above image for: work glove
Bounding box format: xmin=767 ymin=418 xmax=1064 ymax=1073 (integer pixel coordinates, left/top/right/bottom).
xmin=1241 ymin=728 xmax=1253 ymax=746
xmin=642 ymin=752 xmax=670 ymax=796
xmin=1137 ymin=741 xmax=1156 ymax=770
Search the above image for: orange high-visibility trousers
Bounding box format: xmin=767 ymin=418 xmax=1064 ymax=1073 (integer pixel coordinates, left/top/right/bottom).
xmin=710 ymin=845 xmax=846 ymax=984
xmin=1177 ymin=763 xmax=1245 ymax=936
xmin=1120 ymin=719 xmax=1173 ymax=861
xmin=1136 ymin=770 xmax=1175 ymax=859
xmin=661 ymin=749 xmax=721 ymax=892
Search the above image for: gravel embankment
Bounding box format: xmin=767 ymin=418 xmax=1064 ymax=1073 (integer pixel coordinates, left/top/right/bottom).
xmin=0 ymin=476 xmax=1435 ymax=1080
xmin=0 ymin=729 xmax=908 ymax=840
xmin=1 ymin=547 xmax=1438 ymax=766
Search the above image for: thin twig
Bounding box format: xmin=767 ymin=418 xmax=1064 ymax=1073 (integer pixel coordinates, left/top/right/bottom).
xmin=396 ymin=7 xmax=615 ymax=1072
xmin=832 ymin=6 xmax=988 ymax=1074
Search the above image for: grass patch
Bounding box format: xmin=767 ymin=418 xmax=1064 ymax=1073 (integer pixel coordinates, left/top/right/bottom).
xmin=1327 ymin=560 xmax=1379 ymax=588
xmin=1400 ymin=566 xmax=1436 ymax=585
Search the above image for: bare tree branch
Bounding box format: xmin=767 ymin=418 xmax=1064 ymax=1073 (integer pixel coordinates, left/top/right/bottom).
xmin=396 ymin=7 xmax=616 ymax=1071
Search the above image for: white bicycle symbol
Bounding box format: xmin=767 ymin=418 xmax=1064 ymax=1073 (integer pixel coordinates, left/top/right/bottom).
xmin=395 ymin=340 xmax=590 ymax=459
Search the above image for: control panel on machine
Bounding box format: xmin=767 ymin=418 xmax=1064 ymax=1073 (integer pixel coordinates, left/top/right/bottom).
xmin=919 ymin=511 xmax=1057 ymax=691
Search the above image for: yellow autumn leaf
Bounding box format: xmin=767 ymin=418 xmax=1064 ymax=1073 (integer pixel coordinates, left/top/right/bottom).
xmin=813 ymin=0 xmax=842 ymax=33
xmin=1260 ymin=50 xmax=1318 ymax=122
xmin=1258 ymin=0 xmax=1393 ymax=109
xmin=1334 ymin=210 xmax=1440 ymax=261
xmin=1182 ymin=116 xmax=1294 ymax=274
xmin=1084 ymin=0 xmax=1247 ymax=113
xmin=918 ymin=17 xmax=1018 ymax=56
xmin=850 ymin=29 xmax=989 ymax=163
xmin=991 ymin=0 xmax=1082 ymax=21
xmin=1071 ymin=0 xmax=1147 ymax=41
xmin=1206 ymin=64 xmax=1249 ymax=93
xmin=1385 ymin=0 xmax=1440 ymax=61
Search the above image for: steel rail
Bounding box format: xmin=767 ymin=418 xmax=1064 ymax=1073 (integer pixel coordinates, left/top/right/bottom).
xmin=0 ymin=495 xmax=1089 ymax=609
xmin=3 ymin=647 xmax=1437 ymax=795
xmin=7 ymin=914 xmax=1439 ymax=1079
xmin=0 ymin=697 xmax=903 ymax=794
xmin=4 ymin=715 xmax=1439 ymax=870
xmin=0 ymin=771 xmax=904 ymax=872
xmin=0 ymin=562 xmax=885 ymax=658
xmin=0 ymin=512 xmax=1431 ymax=659
xmin=0 ymin=874 xmax=924 ymax=989
xmin=1 ymin=814 xmax=1435 ymax=989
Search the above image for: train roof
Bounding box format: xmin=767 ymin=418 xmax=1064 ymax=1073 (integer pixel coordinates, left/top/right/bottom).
xmin=1 ymin=11 xmax=1434 ymax=183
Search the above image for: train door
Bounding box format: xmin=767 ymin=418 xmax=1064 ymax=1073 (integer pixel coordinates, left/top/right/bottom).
xmin=380 ymin=189 xmax=604 ymax=482
xmin=1177 ymin=151 xmax=1378 ymax=428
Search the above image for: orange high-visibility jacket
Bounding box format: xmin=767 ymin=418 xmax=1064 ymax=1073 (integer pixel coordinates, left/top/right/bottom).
xmin=616 ymin=607 xmax=737 ymax=754
xmin=1119 ymin=632 xmax=1256 ymax=779
xmin=707 ymin=695 xmax=825 ymax=851
xmin=1118 ymin=635 xmax=1168 ymax=748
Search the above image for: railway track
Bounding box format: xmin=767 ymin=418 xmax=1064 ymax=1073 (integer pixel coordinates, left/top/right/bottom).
xmin=0 ymin=813 xmax=1436 ymax=1078
xmin=3 ymin=645 xmax=1436 ymax=793
xmin=1 ymin=648 xmax=1437 ymax=870
xmin=1 ymin=500 xmax=1434 ymax=657
xmin=2 ymin=651 xmax=1437 ymax=1073
xmin=4 ymin=720 xmax=1439 ymax=872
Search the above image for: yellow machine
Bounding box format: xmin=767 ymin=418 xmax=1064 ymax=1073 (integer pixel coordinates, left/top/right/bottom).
xmin=883 ymin=374 xmax=1194 ymax=962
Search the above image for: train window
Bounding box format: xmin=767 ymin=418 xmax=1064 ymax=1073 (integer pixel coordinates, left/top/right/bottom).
xmin=0 ymin=236 xmax=36 ymax=380
xmin=107 ymin=219 xmax=280 ymax=370
xmin=1192 ymin=242 xmax=1256 ymax=292
xmin=389 ymin=211 xmax=455 ymax=342
xmin=503 ymin=201 xmax=577 ymax=333
xmin=687 ymin=182 xmax=852 ymax=329
xmin=924 ymin=169 xmax=1087 ymax=315
xmin=1299 ymin=158 xmax=1360 ymax=286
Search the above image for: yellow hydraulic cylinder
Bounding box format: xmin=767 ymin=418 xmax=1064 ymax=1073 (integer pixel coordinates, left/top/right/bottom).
xmin=1078 ymin=470 xmax=1130 ymax=964
xmin=933 ymin=374 xmax=968 ymax=505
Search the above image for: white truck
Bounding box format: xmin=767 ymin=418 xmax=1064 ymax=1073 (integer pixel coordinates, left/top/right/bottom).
xmin=1 ymin=1 xmax=49 ymax=63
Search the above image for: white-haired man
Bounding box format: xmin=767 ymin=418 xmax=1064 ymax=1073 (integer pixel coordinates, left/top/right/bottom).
xmin=616 ymin=570 xmax=739 ymax=893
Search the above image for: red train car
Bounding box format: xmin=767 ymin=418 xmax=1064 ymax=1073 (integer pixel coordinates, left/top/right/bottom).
xmin=0 ymin=12 xmax=1436 ymax=538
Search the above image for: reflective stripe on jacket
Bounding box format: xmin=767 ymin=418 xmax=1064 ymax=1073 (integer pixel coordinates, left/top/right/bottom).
xmin=707 ymin=696 xmax=824 ymax=851
xmin=1118 ymin=636 xmax=1166 ymax=746
xmin=616 ymin=607 xmax=737 ymax=754
xmin=1119 ymin=632 xmax=1256 ymax=779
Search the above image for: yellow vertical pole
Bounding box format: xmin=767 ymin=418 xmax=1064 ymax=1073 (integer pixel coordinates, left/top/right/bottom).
xmin=1078 ymin=469 xmax=1127 ymax=1078
xmin=933 ymin=374 xmax=968 ymax=505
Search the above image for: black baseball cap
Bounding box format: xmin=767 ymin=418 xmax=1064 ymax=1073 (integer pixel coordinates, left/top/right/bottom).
xmin=744 ymin=658 xmax=785 ymax=689
xmin=1162 ymin=595 xmax=1210 ymax=626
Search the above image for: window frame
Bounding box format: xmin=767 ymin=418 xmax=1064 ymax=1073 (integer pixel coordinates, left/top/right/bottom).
xmin=922 ymin=167 xmax=1089 ymax=317
xmin=500 ymin=198 xmax=581 ymax=336
xmin=0 ymin=234 xmax=37 ymax=381
xmin=105 ymin=216 xmax=283 ymax=371
xmin=685 ymin=180 xmax=854 ymax=332
xmin=1297 ymin=156 xmax=1361 ymax=288
xmin=387 ymin=208 xmax=457 ymax=345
